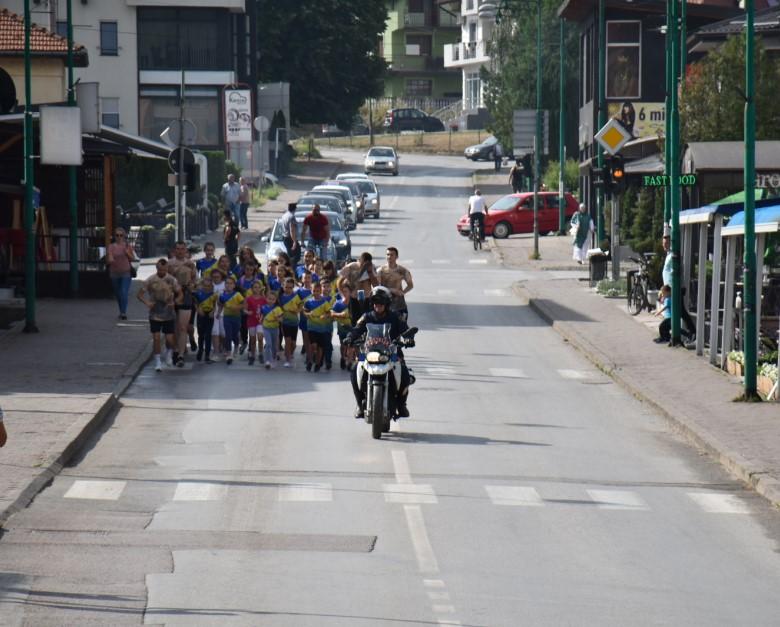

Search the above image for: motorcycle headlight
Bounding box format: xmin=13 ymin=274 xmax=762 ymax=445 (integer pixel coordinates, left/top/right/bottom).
xmin=338 ymin=238 xmax=348 ymax=246
xmin=366 ymin=351 xmax=389 ymax=364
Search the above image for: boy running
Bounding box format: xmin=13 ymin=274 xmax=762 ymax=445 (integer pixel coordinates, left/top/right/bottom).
xmin=193 ymin=276 xmax=217 ymax=363
xmin=302 ymin=280 xmax=332 ymax=372
xmin=137 ymin=258 xmax=183 ymax=372
xmin=260 ymin=292 xmax=284 ymax=369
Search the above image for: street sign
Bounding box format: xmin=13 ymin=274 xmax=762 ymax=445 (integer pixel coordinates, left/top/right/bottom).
xmin=161 ymin=119 xmax=197 ymax=147
xmin=253 ymin=115 xmax=270 ymax=133
xmin=40 ymin=105 xmax=82 ymax=166
xmin=512 ymin=109 xmax=549 ymax=155
xmin=642 ymin=174 xmax=697 ymax=187
xmin=594 ymin=118 xmax=632 ymax=155
xmin=168 ymin=147 xmax=195 ymax=174
xmin=224 ymin=88 xmax=253 ymax=143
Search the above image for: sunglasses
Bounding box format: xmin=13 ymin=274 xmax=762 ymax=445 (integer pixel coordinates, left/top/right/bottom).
xmin=115 ymin=233 xmax=124 ymax=237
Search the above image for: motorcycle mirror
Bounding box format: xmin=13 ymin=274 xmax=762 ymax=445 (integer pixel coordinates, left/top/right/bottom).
xmin=403 ymin=327 xmax=419 ymax=338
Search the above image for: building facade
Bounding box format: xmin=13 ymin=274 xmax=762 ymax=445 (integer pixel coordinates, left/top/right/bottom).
xmin=381 ymin=0 xmax=462 ymax=100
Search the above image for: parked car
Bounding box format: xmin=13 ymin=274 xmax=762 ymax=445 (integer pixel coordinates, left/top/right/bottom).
xmin=297 ymin=193 xmax=353 ymax=228
xmin=464 ymin=135 xmax=499 ymax=161
xmin=335 ymin=172 xmax=370 ymax=182
xmin=364 ymin=146 xmax=399 ymax=176
xmin=383 ymin=108 xmax=445 ymax=133
xmin=263 ymin=211 xmax=346 ymax=266
xmin=311 ymin=184 xmax=359 ymax=223
xmin=341 ymin=177 xmax=380 ymax=219
xmin=323 ymin=179 xmax=367 ymax=223
xmin=456 ymin=192 xmax=580 ymax=239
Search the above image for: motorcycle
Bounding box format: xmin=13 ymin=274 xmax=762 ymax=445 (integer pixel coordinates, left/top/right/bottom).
xmin=354 ymin=323 xmax=418 ymax=439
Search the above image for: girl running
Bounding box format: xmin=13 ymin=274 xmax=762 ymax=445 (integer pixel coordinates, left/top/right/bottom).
xmin=244 ymin=281 xmax=267 ymax=366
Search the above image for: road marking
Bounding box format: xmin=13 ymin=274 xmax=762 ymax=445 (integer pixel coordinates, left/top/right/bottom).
xmin=688 ymin=492 xmax=750 ymax=514
xmin=278 ymin=483 xmax=333 ymax=502
xmin=587 ymin=490 xmax=649 ymax=510
xmin=425 ymin=366 xmax=456 ymax=376
xmin=64 ymin=480 xmax=126 ymax=501
xmin=485 ymin=486 xmax=543 ymax=507
xmin=433 ymin=605 xmax=456 ymax=614
xmin=85 ymin=361 xmax=126 ymax=366
xmin=436 ymin=289 xmax=456 ymax=296
xmin=424 ymin=579 xmax=446 ymax=588
xmin=437 ymin=621 xmax=462 ymax=626
xmin=392 ymin=450 xmax=412 ymax=484
xmin=428 ymin=591 xmax=451 ymax=601
xmin=468 ymin=259 xmax=488 ymax=264
xmin=483 ymin=288 xmax=509 ymax=297
xmin=384 ymin=484 xmax=438 ymax=504
xmin=432 ymin=259 xmax=452 ymax=265
xmin=557 ymin=369 xmax=590 ymax=380
xmin=173 ymin=482 xmax=226 ymax=501
xmin=404 ymin=505 xmax=439 ymax=574
xmin=489 ymin=368 xmax=527 ymax=378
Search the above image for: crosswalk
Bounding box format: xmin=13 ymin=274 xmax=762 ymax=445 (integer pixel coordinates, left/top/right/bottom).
xmin=61 ymin=478 xmax=751 ymax=516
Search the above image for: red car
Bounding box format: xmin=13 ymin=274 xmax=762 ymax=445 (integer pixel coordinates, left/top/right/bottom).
xmin=456 ymin=192 xmax=580 ymax=239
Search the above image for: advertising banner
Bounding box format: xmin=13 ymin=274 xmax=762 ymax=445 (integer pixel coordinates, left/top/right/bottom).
xmin=607 ymin=102 xmax=665 ymax=140
xmin=224 ymin=88 xmax=252 ymax=144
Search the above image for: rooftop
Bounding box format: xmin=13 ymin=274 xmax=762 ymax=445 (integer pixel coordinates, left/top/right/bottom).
xmin=0 ymin=9 xmax=88 ymax=66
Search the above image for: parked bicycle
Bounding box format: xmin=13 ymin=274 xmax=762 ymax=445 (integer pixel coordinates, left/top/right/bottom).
xmin=627 ymin=255 xmax=656 ymax=315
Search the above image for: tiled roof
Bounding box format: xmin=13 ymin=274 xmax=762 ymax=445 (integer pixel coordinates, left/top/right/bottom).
xmin=694 ymin=7 xmax=780 ymax=36
xmin=0 ymin=8 xmax=87 ymax=58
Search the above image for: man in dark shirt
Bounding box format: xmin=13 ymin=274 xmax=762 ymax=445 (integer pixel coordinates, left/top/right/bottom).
xmin=301 ymin=204 xmax=331 ymax=260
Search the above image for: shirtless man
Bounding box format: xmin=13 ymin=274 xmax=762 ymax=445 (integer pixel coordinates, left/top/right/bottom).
xmin=378 ymin=246 xmax=414 ymax=321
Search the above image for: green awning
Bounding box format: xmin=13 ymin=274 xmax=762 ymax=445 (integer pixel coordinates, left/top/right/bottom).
xmin=712 ymin=189 xmax=767 ymax=205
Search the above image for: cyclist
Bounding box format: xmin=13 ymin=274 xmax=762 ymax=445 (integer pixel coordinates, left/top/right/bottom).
xmin=467 ymin=189 xmax=487 ymax=242
xmin=301 ymin=203 xmax=331 ymax=261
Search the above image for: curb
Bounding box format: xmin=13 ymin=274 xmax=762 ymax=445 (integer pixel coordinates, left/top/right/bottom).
xmin=512 ymin=282 xmax=780 ymax=510
xmin=0 ymin=337 xmax=153 ymax=529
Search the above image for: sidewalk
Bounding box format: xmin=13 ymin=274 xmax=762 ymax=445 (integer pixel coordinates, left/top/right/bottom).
xmin=0 ymin=158 xmax=342 ymax=529
xmin=478 ymin=171 xmax=780 ymax=508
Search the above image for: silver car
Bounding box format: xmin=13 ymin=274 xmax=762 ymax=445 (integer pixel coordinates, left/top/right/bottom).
xmin=364 ymin=146 xmax=399 ymax=176
xmin=262 ymin=211 xmax=347 ymax=267
xmin=298 ymin=193 xmax=354 ymax=228
xmin=342 ymin=178 xmax=380 ymax=218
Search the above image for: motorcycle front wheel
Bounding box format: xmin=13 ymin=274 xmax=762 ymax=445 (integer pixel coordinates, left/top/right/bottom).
xmin=371 ymin=384 xmax=384 ymax=440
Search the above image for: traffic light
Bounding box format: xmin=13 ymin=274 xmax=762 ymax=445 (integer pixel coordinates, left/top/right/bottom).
xmin=605 ymin=156 xmax=625 ymax=193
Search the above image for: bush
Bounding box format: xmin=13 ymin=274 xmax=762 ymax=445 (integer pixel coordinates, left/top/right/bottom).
xmin=115 ymin=156 xmax=171 ymax=209
xmin=596 ymin=279 xmax=626 ymax=297
xmin=542 ymin=159 xmax=580 ymax=195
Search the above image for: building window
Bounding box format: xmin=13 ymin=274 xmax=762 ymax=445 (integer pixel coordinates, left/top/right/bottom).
xmin=139 ymin=86 xmax=220 ymax=147
xmin=100 ymin=21 xmax=118 ymax=56
xmin=406 ymin=79 xmax=432 ymax=97
xmin=101 ymin=98 xmax=120 ymax=128
xmin=606 ymin=21 xmax=640 ymax=99
xmin=406 ymin=34 xmax=432 ymax=56
xmin=56 ymin=21 xmax=68 ymax=39
xmin=465 ymin=72 xmax=480 ymax=109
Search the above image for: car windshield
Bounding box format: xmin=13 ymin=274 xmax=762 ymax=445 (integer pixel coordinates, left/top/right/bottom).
xmin=300 ymin=196 xmax=343 ymax=211
xmin=490 ymin=195 xmax=521 ymax=211
xmin=483 ymin=136 xmax=498 ymax=146
xmin=315 ymin=188 xmax=351 ymax=202
xmin=369 ymin=148 xmax=394 ymax=157
xmin=272 ymin=213 xmax=343 ymax=241
xmin=352 ymin=180 xmax=377 ymax=194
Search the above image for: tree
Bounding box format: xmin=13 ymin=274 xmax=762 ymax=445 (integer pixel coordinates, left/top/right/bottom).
xmin=481 ymin=0 xmax=579 ymax=163
xmin=256 ymin=0 xmax=388 ymax=129
xmin=681 ymin=35 xmax=780 ymax=142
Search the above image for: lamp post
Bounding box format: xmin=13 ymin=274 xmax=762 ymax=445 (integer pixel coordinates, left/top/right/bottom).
xmin=669 ymin=0 xmax=683 ymax=345
xmin=66 ymin=0 xmax=79 ymax=296
xmin=558 ymin=18 xmax=566 ymax=235
xmin=596 ymin=0 xmax=606 ymax=245
xmin=23 ymin=0 xmax=38 ymax=333
xmin=742 ymin=0 xmax=758 ymax=398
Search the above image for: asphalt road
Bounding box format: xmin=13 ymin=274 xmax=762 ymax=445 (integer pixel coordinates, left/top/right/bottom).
xmin=1 ymin=150 xmax=780 ymax=626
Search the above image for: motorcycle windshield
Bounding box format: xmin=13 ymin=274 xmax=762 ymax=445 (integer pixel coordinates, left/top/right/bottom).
xmin=363 ymin=323 xmax=394 ymax=355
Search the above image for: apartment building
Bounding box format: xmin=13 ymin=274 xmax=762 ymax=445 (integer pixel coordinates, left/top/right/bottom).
xmin=381 ymin=0 xmax=462 ymax=100
xmin=6 ymin=0 xmax=255 ymax=150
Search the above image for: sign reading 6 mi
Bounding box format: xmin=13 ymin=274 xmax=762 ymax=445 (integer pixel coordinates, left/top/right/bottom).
xmin=607 ymin=102 xmax=665 ymax=140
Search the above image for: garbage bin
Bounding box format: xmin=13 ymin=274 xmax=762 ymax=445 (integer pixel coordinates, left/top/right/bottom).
xmin=589 ymin=253 xmax=608 ymax=286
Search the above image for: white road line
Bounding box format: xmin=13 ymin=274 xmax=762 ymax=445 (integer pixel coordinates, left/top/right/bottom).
xmin=483 ymin=288 xmax=509 ymax=297
xmin=404 ymin=505 xmax=439 ymax=574
xmin=587 ymin=489 xmax=649 ymax=511
xmin=172 ymin=482 xmax=226 ymax=501
xmin=489 ymin=367 xmax=527 ymax=378
xmin=433 ymin=605 xmax=456 ymax=613
xmin=557 ymin=369 xmax=590 ymax=380
xmin=425 ymin=366 xmax=456 ymax=376
xmin=436 ymin=289 xmax=456 ymax=296
xmin=384 ymin=484 xmax=438 ymax=504
xmin=424 ymin=579 xmax=446 ymax=588
xmin=64 ymin=480 xmax=126 ymax=501
xmin=278 ymin=483 xmax=333 ymax=502
xmin=688 ymin=492 xmax=750 ymax=514
xmin=485 ymin=486 xmax=543 ymax=507
xmin=85 ymin=362 xmax=126 ymax=367
xmin=468 ymin=259 xmax=488 ymax=264
xmin=437 ymin=621 xmax=462 ymax=626
xmin=427 ymin=591 xmax=451 ymax=601
xmin=432 ymin=259 xmax=452 ymax=265
xmin=391 ymin=450 xmax=412 ymax=484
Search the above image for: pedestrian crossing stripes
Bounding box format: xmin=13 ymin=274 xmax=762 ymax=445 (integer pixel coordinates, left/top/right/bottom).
xmin=587 ymin=489 xmax=650 ymax=511
xmin=64 ymin=480 xmax=126 ymax=500
xmin=485 ymin=486 xmax=543 ymax=507
xmin=468 ymin=259 xmax=488 ymax=264
xmin=489 ymin=368 xmax=527 ymax=378
xmin=431 ymin=259 xmax=452 ymax=265
xmin=557 ymin=369 xmax=591 ymax=380
xmin=173 ymin=482 xmax=227 ymax=501
xmin=687 ymin=492 xmax=750 ymax=514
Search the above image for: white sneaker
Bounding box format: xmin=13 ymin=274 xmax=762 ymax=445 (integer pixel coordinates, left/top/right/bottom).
xmin=154 ymin=359 xmax=162 ymax=372
xmin=165 ymin=356 xmax=173 ymax=368
xmin=284 ymin=361 xmax=291 ymax=368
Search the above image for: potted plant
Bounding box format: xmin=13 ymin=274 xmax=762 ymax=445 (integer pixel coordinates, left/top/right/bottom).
xmin=157 ymin=224 xmax=175 ymax=256
xmin=758 ymin=363 xmax=778 ymax=399
xmin=726 ymin=350 xmax=744 ymax=377
xmin=139 ymin=225 xmax=157 ymax=257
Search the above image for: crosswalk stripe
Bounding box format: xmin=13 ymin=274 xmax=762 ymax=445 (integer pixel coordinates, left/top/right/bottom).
xmin=278 ymin=483 xmax=333 ymax=502
xmin=437 ymin=289 xmax=456 ymax=296
xmin=432 ymin=259 xmax=452 ymax=265
xmin=424 ymin=579 xmax=446 ymax=588
xmin=468 ymin=259 xmax=488 ymax=264
xmin=173 ymin=482 xmax=226 ymax=501
xmin=587 ymin=489 xmax=649 ymax=510
xmin=428 ymin=591 xmax=451 ymax=601
xmin=687 ymin=492 xmax=750 ymax=514
xmin=64 ymin=480 xmax=126 ymax=501
xmin=425 ymin=366 xmax=456 ymax=376
xmin=489 ymin=367 xmax=527 ymax=378
xmin=483 ymin=288 xmax=509 ymax=297
xmin=485 ymin=486 xmax=543 ymax=507
xmin=384 ymin=484 xmax=438 ymax=504
xmin=557 ymin=369 xmax=590 ymax=380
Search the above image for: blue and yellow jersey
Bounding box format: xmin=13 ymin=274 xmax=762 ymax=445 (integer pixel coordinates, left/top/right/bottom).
xmin=193 ymin=289 xmax=217 ymax=314
xmin=330 ymin=297 xmax=353 ymax=330
xmin=196 ymin=257 xmax=217 ymax=277
xmin=267 ymin=275 xmax=281 ymax=292
xmin=237 ymin=275 xmax=264 ymax=296
xmin=304 ymin=296 xmax=332 ymax=333
xmin=261 ymin=303 xmax=284 ymax=329
xmin=219 ymin=290 xmax=245 ymax=317
xmin=279 ymin=292 xmax=302 ymax=327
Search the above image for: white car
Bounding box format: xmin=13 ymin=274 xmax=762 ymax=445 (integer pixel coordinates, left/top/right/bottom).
xmin=335 ymin=172 xmax=369 ymax=181
xmin=364 ymin=146 xmax=399 ymax=176
xmin=341 ymin=177 xmax=381 ymax=219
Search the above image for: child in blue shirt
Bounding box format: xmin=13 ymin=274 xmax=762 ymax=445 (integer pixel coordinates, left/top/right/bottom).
xmin=654 ymin=284 xmax=672 ymax=344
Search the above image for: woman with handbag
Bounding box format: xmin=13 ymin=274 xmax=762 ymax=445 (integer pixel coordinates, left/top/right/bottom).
xmin=107 ymin=227 xmax=137 ymax=320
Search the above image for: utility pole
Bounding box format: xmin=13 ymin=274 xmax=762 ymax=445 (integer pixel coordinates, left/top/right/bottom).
xmin=66 ymin=0 xmax=78 ymax=295
xmin=669 ymin=0 xmax=682 ymax=345
xmin=532 ymin=0 xmax=542 ymax=259
xmin=558 ymin=17 xmax=566 ymax=235
xmin=663 ymin=1 xmax=672 ymax=231
xmin=23 ymin=0 xmax=38 ymax=333
xmin=743 ymin=0 xmax=758 ymax=398
xmin=596 ymin=0 xmax=606 ymax=245
xmin=175 ymin=70 xmax=185 ymax=242
xmin=368 ymin=97 xmax=374 ymax=147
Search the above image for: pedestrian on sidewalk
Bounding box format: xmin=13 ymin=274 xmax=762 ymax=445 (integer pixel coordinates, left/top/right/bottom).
xmin=570 ymin=203 xmax=594 ymax=264
xmin=509 ymin=160 xmax=523 ymax=193
xmin=137 ymin=258 xmax=183 ymax=372
xmin=223 ymin=210 xmax=240 ymax=267
xmin=661 ymin=234 xmax=696 ymax=342
xmin=0 ymin=406 xmax=7 ymax=448
xmin=654 ymin=284 xmax=672 ymax=343
xmin=220 ymin=174 xmax=241 ymax=225
xmin=106 ymin=227 xmax=137 ymax=320
xmin=238 ymin=177 xmax=251 ymax=230
xmin=494 ymin=142 xmax=504 ymax=172
xmin=280 ymin=203 xmax=300 ymax=265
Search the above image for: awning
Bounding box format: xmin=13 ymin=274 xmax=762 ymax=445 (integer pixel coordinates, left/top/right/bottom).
xmin=625 ymin=153 xmax=664 ymax=175
xmin=682 ymin=198 xmax=778 ymax=226
xmin=95 ymin=125 xmax=170 ymax=158
xmin=722 ymin=204 xmax=780 ymax=236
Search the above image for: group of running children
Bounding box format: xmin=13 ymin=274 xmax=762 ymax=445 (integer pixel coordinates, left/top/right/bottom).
xmin=172 ymin=241 xmax=367 ymax=373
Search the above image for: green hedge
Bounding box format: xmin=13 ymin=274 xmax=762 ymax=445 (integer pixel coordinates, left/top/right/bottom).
xmin=115 ymin=156 xmax=171 ymax=209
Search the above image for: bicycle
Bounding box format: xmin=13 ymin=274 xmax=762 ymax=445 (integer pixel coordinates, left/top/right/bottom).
xmin=627 ymin=254 xmax=655 ymax=315
xmin=469 ymin=214 xmax=484 ymax=251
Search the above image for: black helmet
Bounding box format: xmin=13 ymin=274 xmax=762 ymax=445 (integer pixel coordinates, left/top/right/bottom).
xmin=370 ymin=285 xmax=392 ymax=306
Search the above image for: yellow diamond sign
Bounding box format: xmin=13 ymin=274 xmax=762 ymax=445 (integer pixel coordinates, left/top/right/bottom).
xmin=594 ymin=118 xmax=632 ymax=155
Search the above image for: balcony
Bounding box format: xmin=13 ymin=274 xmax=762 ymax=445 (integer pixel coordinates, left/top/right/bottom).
xmin=389 ymin=55 xmax=447 ymax=73
xmin=463 ymin=0 xmax=493 ymax=16
xmin=443 ymin=40 xmax=492 ymax=68
xmin=403 ymin=10 xmax=460 ymax=29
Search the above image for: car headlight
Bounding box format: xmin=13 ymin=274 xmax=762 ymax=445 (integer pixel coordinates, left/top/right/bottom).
xmin=356 ymin=200 xmax=362 ymax=207
xmin=366 ymin=351 xmax=389 ymax=364
xmin=388 ymin=161 xmax=394 ymax=167
xmin=371 ymin=198 xmax=378 ymax=204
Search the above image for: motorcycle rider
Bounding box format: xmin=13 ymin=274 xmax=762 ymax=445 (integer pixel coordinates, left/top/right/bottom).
xmin=347 ymin=286 xmax=412 ymax=420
